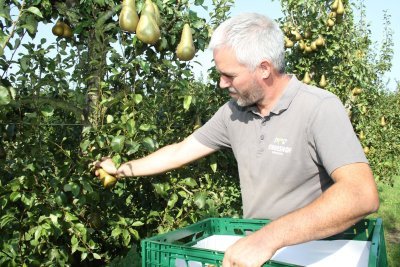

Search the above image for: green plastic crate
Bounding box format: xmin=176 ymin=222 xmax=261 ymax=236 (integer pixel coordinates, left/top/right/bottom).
xmin=141 ymin=218 xmax=387 ymax=267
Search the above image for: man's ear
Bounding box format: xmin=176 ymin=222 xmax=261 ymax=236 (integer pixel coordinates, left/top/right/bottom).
xmin=259 ymin=60 xmax=271 ymax=79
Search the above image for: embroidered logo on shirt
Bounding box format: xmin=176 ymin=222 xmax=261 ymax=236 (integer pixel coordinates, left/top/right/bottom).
xmin=268 ymin=137 xmax=292 ymax=155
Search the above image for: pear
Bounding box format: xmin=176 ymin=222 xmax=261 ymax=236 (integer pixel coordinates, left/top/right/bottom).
xmin=336 ymin=0 xmax=345 ymax=15
xmin=326 ymin=18 xmax=335 ymax=27
xmin=284 ymin=37 xmax=294 ymax=48
xmin=331 ymin=0 xmax=339 ymax=10
xmin=52 ymin=20 xmax=64 ymax=37
xmin=315 ymin=35 xmax=325 ymax=46
xmin=142 ymin=0 xmax=155 ymax=14
xmin=103 ymin=174 xmax=117 ymax=188
xmin=303 ymin=72 xmax=311 ymax=84
xmin=361 ymin=105 xmax=367 ymax=114
xmin=152 ymin=2 xmax=161 ymax=26
xmin=319 ymin=75 xmax=327 ymax=88
xmin=291 ymin=30 xmax=302 ymax=41
xmin=98 ymin=168 xmax=117 ymax=189
xmin=310 ymin=41 xmax=317 ymax=51
xmin=119 ymin=0 xmax=139 ymax=33
xmin=298 ymin=39 xmax=305 ymax=50
xmin=359 ymin=130 xmax=366 ymax=140
xmin=62 ymin=22 xmax=73 ymax=38
xmin=329 ymin=11 xmax=337 ymax=18
xmin=176 ymin=23 xmax=196 ymax=61
xmin=380 ymin=116 xmax=386 ymax=127
xmin=304 ymin=44 xmax=312 ymax=53
xmin=136 ymin=0 xmax=160 ymax=44
xmin=352 ymin=87 xmax=362 ymax=96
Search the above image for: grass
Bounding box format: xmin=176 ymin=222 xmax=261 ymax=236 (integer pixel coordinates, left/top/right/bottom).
xmin=369 ymin=175 xmax=400 ymax=266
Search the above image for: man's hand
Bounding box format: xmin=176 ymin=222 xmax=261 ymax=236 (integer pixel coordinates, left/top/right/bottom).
xmin=222 ymin=230 xmax=276 ymax=267
xmin=94 ymin=157 xmax=118 ymax=177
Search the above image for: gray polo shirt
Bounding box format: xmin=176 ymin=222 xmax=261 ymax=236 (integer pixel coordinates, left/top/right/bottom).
xmin=193 ymin=76 xmax=367 ymax=219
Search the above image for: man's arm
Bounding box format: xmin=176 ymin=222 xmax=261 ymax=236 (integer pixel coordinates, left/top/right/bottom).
xmin=222 ymin=162 xmax=379 ymax=267
xmin=96 ymin=134 xmax=217 ymax=178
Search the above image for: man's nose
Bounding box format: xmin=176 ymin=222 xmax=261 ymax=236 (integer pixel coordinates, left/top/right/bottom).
xmin=219 ymin=76 xmax=231 ymax=89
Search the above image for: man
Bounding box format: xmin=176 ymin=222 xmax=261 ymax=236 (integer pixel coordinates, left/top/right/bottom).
xmin=95 ymin=13 xmax=379 ymax=267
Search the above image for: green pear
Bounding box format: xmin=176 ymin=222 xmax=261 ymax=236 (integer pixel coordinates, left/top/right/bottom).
xmin=303 ymin=72 xmax=311 ymax=84
xmin=119 ymin=0 xmax=139 ymax=33
xmin=62 ymin=22 xmax=73 ymax=38
xmin=284 ymin=36 xmax=294 ymax=48
xmin=319 ymin=75 xmax=327 ymax=88
xmin=136 ymin=0 xmax=160 ymax=44
xmin=336 ymin=0 xmax=345 ymax=15
xmin=331 ymin=0 xmax=339 ymax=10
xmin=152 ymin=2 xmax=161 ymax=26
xmin=98 ymin=169 xmax=117 ymax=189
xmin=315 ymin=35 xmax=325 ymax=46
xmin=176 ymin=23 xmax=196 ymax=61
xmin=52 ymin=20 xmax=64 ymax=37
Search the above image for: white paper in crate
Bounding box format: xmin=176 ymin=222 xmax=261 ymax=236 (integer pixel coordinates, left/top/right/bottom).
xmin=175 ymin=235 xmax=371 ymax=267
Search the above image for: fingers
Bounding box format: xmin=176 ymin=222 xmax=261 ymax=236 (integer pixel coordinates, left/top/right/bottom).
xmin=92 ymin=157 xmax=118 ymax=176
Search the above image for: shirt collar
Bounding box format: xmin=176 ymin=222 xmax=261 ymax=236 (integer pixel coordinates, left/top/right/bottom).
xmin=243 ymin=75 xmax=300 ymax=116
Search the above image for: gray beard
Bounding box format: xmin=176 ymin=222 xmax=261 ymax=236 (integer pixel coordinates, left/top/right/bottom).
xmin=232 ymin=87 xmax=264 ymax=107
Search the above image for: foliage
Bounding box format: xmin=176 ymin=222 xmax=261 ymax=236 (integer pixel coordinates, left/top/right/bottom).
xmin=278 ymin=0 xmax=399 ymax=184
xmin=0 ymin=0 xmax=240 ymax=265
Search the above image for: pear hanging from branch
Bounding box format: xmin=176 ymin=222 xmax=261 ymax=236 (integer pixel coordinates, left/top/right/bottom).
xmin=119 ymin=0 xmax=139 ymax=33
xmin=176 ymin=23 xmax=196 ymax=61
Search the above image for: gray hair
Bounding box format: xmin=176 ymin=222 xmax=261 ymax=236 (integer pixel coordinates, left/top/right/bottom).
xmin=209 ymin=13 xmax=285 ymax=73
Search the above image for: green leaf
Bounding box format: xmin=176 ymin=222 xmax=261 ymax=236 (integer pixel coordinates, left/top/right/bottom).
xmin=153 ymin=183 xmax=169 ymax=198
xmin=131 ymin=221 xmax=144 ymax=227
xmin=0 ymin=2 xmax=11 ymax=21
xmin=139 ymin=124 xmax=151 ymax=131
xmin=128 ymin=228 xmax=140 ymax=240
xmin=21 ymin=15 xmax=38 ymax=35
xmin=193 ymin=191 xmax=207 ymax=209
xmin=65 ymin=212 xmax=79 ymax=222
xmin=126 ymin=119 xmax=136 ymax=135
xmin=81 ymin=252 xmax=88 ymax=261
xmin=183 ymin=95 xmax=192 ymax=110
xmin=111 ymin=135 xmax=125 ymax=153
xmin=63 ymin=184 xmax=72 ymax=192
xmin=93 ymin=253 xmax=101 ymax=260
xmin=111 ymin=227 xmax=122 ymax=237
xmin=210 ymin=162 xmax=217 ymax=173
xmin=167 ymin=193 xmax=178 ymax=208
xmin=70 ymin=183 xmax=80 ymax=197
xmin=0 ymin=85 xmax=10 ymax=105
xmin=106 ymin=115 xmax=114 ymax=123
xmin=122 ymin=229 xmax=131 ymax=246
xmin=142 ymin=137 xmax=157 ymax=151
xmin=25 ymin=7 xmax=43 ymax=18
xmin=134 ymin=94 xmax=143 ymax=104
xmin=126 ymin=140 xmax=140 ymax=156
xmin=10 ymin=192 xmax=21 ymax=202
xmin=41 ymin=105 xmax=54 ymax=117
xmin=179 ymin=177 xmax=198 ymax=188
xmin=96 ymin=135 xmax=106 ymax=148
xmin=80 ymin=139 xmax=91 ymax=152
xmin=139 ymin=61 xmax=150 ymax=74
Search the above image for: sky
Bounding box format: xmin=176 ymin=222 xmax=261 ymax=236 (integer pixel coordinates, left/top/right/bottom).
xmin=192 ymin=0 xmax=400 ymax=91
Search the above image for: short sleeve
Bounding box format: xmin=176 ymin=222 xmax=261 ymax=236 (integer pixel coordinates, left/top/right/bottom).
xmin=308 ymin=96 xmax=368 ymax=175
xmin=192 ymin=102 xmax=232 ymax=150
